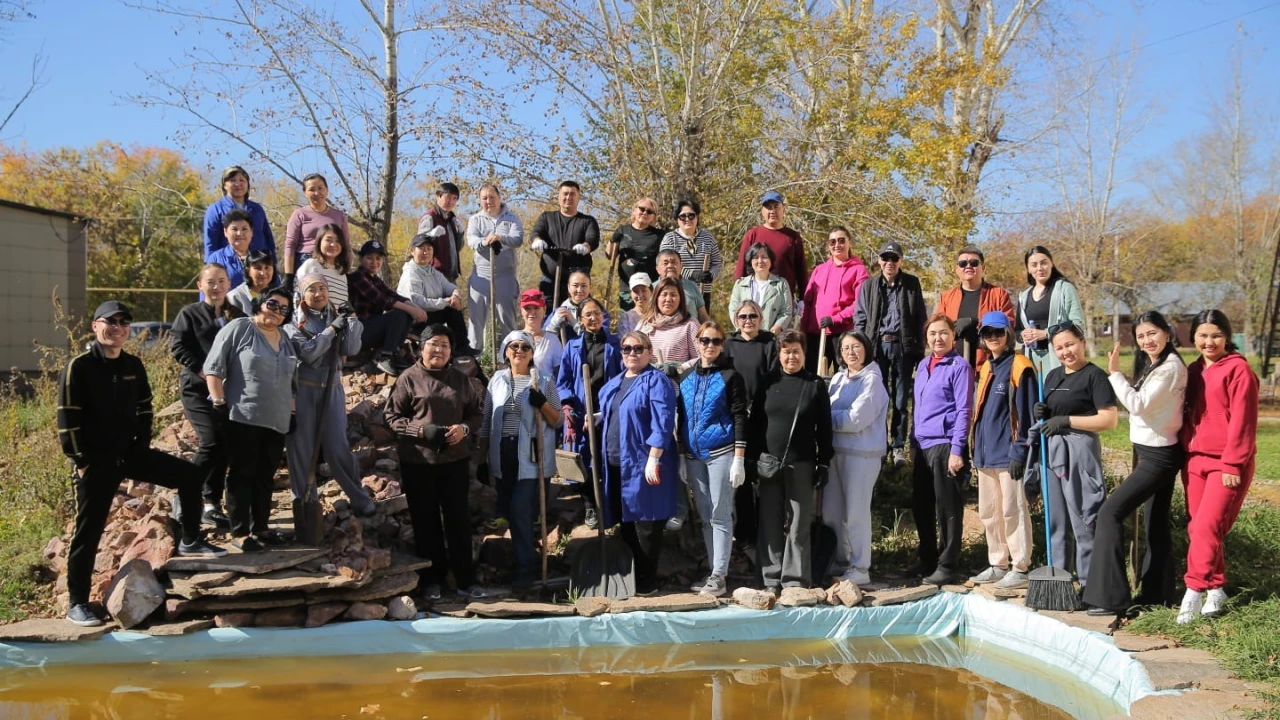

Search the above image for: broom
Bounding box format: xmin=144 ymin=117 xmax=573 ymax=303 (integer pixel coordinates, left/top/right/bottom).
xmin=1025 ymin=355 xmax=1078 ymax=611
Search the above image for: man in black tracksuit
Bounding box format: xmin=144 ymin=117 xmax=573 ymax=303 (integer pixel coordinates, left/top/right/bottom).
xmin=57 ymin=301 xmax=225 ymax=627
xmin=530 ymin=180 xmax=601 ymax=307
xmin=852 ymin=241 xmax=927 ymax=467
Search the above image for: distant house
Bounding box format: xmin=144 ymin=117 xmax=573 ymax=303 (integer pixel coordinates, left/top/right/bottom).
xmin=1097 ymin=282 xmax=1243 ymax=347
xmin=0 ymin=199 xmax=89 ymax=373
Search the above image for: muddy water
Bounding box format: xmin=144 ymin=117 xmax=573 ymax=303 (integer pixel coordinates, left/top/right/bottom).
xmin=0 ymin=636 xmax=1119 ymax=719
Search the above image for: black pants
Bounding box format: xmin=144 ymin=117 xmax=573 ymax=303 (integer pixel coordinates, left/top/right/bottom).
xmin=361 ymin=309 xmax=413 ymax=357
xmin=734 ymin=463 xmax=759 ymax=547
xmin=68 ymin=448 xmax=202 ymax=605
xmin=224 ymin=420 xmax=285 ymax=537
xmin=913 ymin=444 xmax=964 ymax=573
xmin=608 ymin=463 xmax=664 ymax=593
xmin=180 ymin=376 xmax=228 ymax=506
xmin=876 ymin=340 xmax=915 ymax=449
xmin=804 ymin=333 xmax=836 ymax=374
xmin=402 ymin=460 xmax=475 ymax=589
xmin=1083 ymin=443 xmax=1182 ymax=612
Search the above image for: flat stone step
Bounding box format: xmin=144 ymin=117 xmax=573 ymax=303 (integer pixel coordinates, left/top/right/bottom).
xmin=162 ymin=548 xmax=326 ymax=575
xmin=0 ymin=618 xmax=116 ymax=643
xmin=169 ymin=568 xmax=364 ymax=599
xmin=608 ymin=593 xmax=720 ymax=614
xmin=866 ymin=585 xmax=939 ymax=607
xmin=306 ymin=572 xmax=418 ymax=603
xmin=466 ymin=601 xmax=576 ymax=618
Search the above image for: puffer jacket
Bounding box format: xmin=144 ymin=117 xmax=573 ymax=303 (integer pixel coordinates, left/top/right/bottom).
xmin=829 ymin=362 xmax=889 ymax=457
xmin=676 ymin=359 xmax=749 ymax=460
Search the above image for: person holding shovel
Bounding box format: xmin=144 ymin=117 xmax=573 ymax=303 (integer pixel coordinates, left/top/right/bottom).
xmin=283 ymin=274 xmax=376 ymax=517
xmin=599 ymin=330 xmax=682 ymax=595
xmin=557 ymin=297 xmax=621 ymax=530
xmin=480 ymin=331 xmax=563 ymax=592
xmin=465 ymin=184 xmax=524 ymax=357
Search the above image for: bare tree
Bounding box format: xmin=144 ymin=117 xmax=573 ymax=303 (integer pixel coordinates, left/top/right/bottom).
xmin=128 ymin=0 xmax=468 ymax=244
xmin=0 ymin=0 xmax=45 ymax=136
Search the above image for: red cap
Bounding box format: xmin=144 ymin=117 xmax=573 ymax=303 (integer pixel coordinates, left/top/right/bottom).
xmin=519 ymin=288 xmax=545 ymax=308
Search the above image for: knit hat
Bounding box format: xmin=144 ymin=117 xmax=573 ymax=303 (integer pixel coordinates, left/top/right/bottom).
xmin=298 ymin=273 xmax=327 ymax=293
xmin=499 ymin=330 xmax=535 ymax=361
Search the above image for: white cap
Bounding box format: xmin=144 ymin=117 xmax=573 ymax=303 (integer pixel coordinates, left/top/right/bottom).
xmin=628 ymin=273 xmax=652 ymax=290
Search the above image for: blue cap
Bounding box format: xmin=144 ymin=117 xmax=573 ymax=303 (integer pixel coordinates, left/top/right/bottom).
xmin=357 ymin=240 xmax=386 ymax=256
xmin=760 ymin=191 xmax=784 ymax=205
xmin=979 ymin=311 xmax=1011 ymax=330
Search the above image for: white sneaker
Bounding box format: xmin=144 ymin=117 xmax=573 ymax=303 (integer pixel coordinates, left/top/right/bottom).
xmin=993 ymin=570 xmax=1028 ymax=590
xmin=1202 ymin=588 xmax=1228 ymax=617
xmin=969 ymin=566 xmax=1007 ymax=584
xmin=1176 ymin=589 xmax=1204 ymax=625
xmin=841 ymin=569 xmax=871 ymax=587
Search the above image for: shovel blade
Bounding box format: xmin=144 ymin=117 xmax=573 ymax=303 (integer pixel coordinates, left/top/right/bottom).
xmin=570 ymin=538 xmax=635 ymax=600
xmin=293 ymin=499 xmax=325 ymax=547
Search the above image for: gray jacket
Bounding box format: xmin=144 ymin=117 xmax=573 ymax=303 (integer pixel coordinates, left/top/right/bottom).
xmin=284 ymin=305 xmax=363 ymax=386
xmin=204 ymin=317 xmax=297 ymax=433
xmin=466 ymin=205 xmax=524 ymax=279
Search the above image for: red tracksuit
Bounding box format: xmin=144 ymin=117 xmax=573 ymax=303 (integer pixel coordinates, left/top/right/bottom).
xmin=1179 ymin=352 xmax=1258 ymax=592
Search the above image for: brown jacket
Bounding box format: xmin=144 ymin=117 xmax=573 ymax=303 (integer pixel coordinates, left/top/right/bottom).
xmin=935 ymin=282 xmax=1014 ymax=366
xmin=385 ymin=361 xmax=483 ymax=465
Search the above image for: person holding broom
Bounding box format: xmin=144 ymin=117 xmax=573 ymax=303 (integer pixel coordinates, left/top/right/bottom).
xmin=480 ymin=330 xmax=562 ymax=593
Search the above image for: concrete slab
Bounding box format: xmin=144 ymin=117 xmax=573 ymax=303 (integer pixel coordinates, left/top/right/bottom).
xmin=1134 ymin=647 xmax=1236 ymax=691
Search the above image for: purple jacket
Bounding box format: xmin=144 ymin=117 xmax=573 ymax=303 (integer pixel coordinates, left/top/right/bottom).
xmin=912 ymin=351 xmax=974 ymax=455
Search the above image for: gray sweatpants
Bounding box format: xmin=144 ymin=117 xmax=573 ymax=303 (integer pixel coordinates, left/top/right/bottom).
xmin=758 ymin=460 xmax=814 ymax=589
xmin=467 ymin=270 xmax=520 ymax=357
xmin=287 ymin=381 xmax=374 ymax=513
xmin=1039 ymin=430 xmax=1106 ymax=585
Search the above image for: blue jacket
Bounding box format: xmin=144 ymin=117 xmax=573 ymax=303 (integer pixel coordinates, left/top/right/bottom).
xmin=203 ymin=196 xmax=279 ymax=267
xmin=599 ymin=366 xmax=680 ymax=525
xmin=972 ymin=351 xmax=1037 ymax=469
xmin=207 ymin=244 xmax=251 ymax=291
xmin=912 ymin=351 xmax=974 ymax=455
xmin=556 ymin=331 xmax=621 ymax=456
xmin=676 ymin=360 xmax=748 ymax=459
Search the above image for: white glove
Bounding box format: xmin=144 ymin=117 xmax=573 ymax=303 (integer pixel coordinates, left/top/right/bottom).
xmin=644 ymin=454 xmax=661 ymax=484
xmin=730 ymin=456 xmax=746 ymax=488
xmin=591 ymin=411 xmax=602 ymax=428
xmin=531 ymin=238 xmax=548 ymax=253
xmin=496 ymin=222 xmax=515 ymax=237
xmin=572 ymin=243 xmax=591 ymax=255
xmin=428 ymin=225 xmax=447 ymax=238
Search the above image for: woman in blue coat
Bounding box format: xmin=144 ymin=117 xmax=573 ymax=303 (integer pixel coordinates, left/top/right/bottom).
xmin=202 ymin=165 xmax=278 ymax=269
xmin=556 ymin=297 xmax=621 ymax=528
xmin=599 ymin=330 xmax=681 ymax=594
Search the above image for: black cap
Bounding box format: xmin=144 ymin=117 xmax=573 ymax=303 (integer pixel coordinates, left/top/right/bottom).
xmin=419 ymin=324 xmax=453 ymax=345
xmin=357 ymin=240 xmax=386 ymax=256
xmin=410 ymin=232 xmax=432 ymax=249
xmin=92 ymin=300 xmax=133 ymax=322
xmin=878 ymin=241 xmax=904 ymax=258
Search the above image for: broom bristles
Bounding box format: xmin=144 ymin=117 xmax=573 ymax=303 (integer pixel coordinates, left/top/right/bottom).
xmin=1025 ymin=565 xmax=1078 ymax=611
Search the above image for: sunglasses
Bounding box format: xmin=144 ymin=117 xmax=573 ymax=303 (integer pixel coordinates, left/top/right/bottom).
xmin=1047 ymin=322 xmax=1079 ymax=339
xmin=737 ymin=313 xmax=759 ymax=321
xmin=828 ymin=237 xmax=849 ymax=244
xmin=636 ymin=206 xmax=656 ymax=215
xmin=957 ymin=259 xmax=982 ymax=268
xmin=677 ymin=213 xmax=698 ymax=221
xmin=620 ymin=344 xmax=648 ymax=355
xmin=263 ymin=299 xmax=288 ymax=313
xmin=507 ymin=343 xmax=532 ymax=352
xmin=698 ymin=337 xmax=724 ymax=347
xmin=99 ymin=317 xmax=131 ymax=328
xmin=880 ymin=254 xmax=901 ymax=263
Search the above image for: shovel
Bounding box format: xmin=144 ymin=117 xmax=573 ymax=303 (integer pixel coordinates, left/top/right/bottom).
xmin=816 ymin=327 xmax=830 ymax=379
xmin=571 ymin=363 xmax=635 ymax=599
xmin=295 ymin=328 xmax=340 ymax=547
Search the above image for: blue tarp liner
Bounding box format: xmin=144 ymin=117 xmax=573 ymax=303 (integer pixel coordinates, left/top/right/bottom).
xmin=0 ymin=593 xmax=1160 ymax=717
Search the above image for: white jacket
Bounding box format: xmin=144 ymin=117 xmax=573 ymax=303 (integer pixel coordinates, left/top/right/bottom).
xmin=1109 ymin=354 xmax=1186 ymax=448
xmin=829 ymin=363 xmax=890 ymax=457
xmin=397 ymin=260 xmax=457 ymax=312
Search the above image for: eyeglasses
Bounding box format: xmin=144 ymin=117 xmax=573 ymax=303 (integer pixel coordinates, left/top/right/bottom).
xmin=957 ymin=259 xmax=982 ymax=268
xmin=880 ymin=255 xmax=901 ymax=263
xmin=737 ymin=313 xmax=759 ymax=321
xmin=620 ymin=344 xmax=648 ymax=355
xmin=677 ymin=213 xmax=698 ymax=221
xmin=636 ymin=206 xmax=656 ymax=215
xmin=507 ymin=343 xmax=532 ymax=352
xmin=263 ymin=299 xmax=288 ymax=313
xmin=100 ymin=317 xmax=131 ymax=328
xmin=698 ymin=337 xmax=724 ymax=347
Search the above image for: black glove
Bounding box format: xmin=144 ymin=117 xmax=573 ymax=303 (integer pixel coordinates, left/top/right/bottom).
xmin=281 ymin=273 xmax=295 ymax=296
xmin=1042 ymin=416 xmax=1071 ymax=436
xmin=288 ymin=413 xmax=297 ymax=434
xmin=212 ymin=401 xmax=230 ymax=423
xmin=422 ymin=424 xmax=447 ymax=445
xmin=1033 ymin=402 xmax=1051 ymax=421
xmin=663 ymin=362 xmax=681 ymax=380
xmin=527 ymin=388 xmax=547 ymax=408
xmin=329 ymin=314 xmax=349 ymax=333
xmin=476 ymin=463 xmax=491 ymax=487
xmin=622 ymin=258 xmax=637 ymax=270
xmin=698 ymin=270 xmax=714 ymax=284
xmin=1008 ymin=458 xmax=1026 ymax=481
xmin=337 ymin=301 xmax=355 ymax=317
xmin=954 ymin=317 xmax=973 ymax=335
xmin=492 ymin=243 xmax=502 ymax=255
xmin=814 ymin=465 xmax=829 ymax=490
xmin=819 ymin=316 xmax=833 ymax=329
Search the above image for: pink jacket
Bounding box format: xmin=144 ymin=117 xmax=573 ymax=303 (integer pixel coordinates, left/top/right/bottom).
xmin=801 ymin=257 xmax=869 ymax=335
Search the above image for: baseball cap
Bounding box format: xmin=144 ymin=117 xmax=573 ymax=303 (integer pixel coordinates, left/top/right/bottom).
xmin=519 ymin=288 xmax=545 ymax=309
xmin=409 ymin=232 xmax=433 ymax=249
xmin=357 ymin=240 xmax=386 ymax=256
xmin=628 ymin=273 xmax=652 ymax=291
xmin=979 ymin=311 xmax=1011 ymax=331
xmin=93 ymin=300 xmax=133 ymax=322
xmin=878 ymin=241 xmax=904 ymax=258
xmin=760 ymin=191 xmax=784 ymax=205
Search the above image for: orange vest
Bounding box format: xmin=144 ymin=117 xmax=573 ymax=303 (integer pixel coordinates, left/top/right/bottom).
xmin=974 ymin=352 xmax=1036 ymax=442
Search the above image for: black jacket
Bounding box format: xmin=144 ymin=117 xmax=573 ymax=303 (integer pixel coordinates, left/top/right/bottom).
xmin=170 ymin=301 xmax=244 ymax=389
xmin=723 ymin=330 xmax=779 ymax=403
xmin=853 ymin=271 xmax=927 ymax=359
xmin=57 ymin=343 xmax=154 ymax=468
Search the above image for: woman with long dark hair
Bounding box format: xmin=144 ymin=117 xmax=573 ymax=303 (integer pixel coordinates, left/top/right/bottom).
xmin=298 ymin=223 xmax=353 ymax=307
xmin=1016 ymin=246 xmax=1084 ymax=374
xmin=1177 ymin=309 xmax=1258 ymax=623
xmin=1083 ymin=311 xmax=1186 ymax=617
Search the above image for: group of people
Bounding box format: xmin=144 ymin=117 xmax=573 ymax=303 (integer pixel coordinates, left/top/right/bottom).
xmin=55 ymin=168 xmax=1260 ymax=626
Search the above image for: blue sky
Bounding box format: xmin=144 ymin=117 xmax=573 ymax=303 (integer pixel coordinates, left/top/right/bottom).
xmin=1 ymin=0 xmax=1277 ymax=222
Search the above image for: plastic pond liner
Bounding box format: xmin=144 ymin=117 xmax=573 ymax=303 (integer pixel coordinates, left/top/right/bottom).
xmin=0 ymin=593 xmax=1165 ymax=718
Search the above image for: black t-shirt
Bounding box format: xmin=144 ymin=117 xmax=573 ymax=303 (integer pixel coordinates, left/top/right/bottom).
xmin=1044 ymin=363 xmax=1116 ymax=417
xmin=957 ymin=287 xmax=981 ymax=360
xmin=612 ymin=224 xmax=664 ymax=283
xmin=1024 ymin=283 xmax=1052 ymax=332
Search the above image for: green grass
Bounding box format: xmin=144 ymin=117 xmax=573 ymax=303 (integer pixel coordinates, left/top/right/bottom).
xmin=1100 ymin=418 xmax=1280 ymax=482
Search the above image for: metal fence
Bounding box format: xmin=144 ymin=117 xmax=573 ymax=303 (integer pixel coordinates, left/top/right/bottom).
xmin=86 ymin=288 xmax=200 ymax=323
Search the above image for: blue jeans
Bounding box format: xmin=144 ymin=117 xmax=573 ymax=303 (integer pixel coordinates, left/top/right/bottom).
xmin=685 ymin=452 xmax=735 ymax=577
xmin=876 ymin=340 xmax=915 ymax=450
xmin=499 ymin=436 xmax=539 ymax=581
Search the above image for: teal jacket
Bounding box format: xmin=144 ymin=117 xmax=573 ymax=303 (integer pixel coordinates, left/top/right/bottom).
xmin=1017 ymin=279 xmax=1084 ymax=374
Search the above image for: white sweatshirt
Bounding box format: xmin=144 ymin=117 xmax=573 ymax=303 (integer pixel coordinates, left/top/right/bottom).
xmin=1108 ymin=354 xmax=1187 ymax=448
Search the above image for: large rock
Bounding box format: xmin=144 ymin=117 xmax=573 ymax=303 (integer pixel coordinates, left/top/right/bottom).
xmin=256 ymin=607 xmax=307 ymax=627
xmin=306 ymin=572 xmax=417 ymax=603
xmin=0 ymin=618 xmax=113 ymax=643
xmin=386 ymin=595 xmax=418 ymax=620
xmin=867 ymin=584 xmax=939 ymax=607
xmin=609 ymin=594 xmax=720 ymax=614
xmin=170 ymin=568 xmax=366 ymax=599
xmin=574 ymin=597 xmax=611 ymax=617
xmin=378 ymin=494 xmax=409 ymax=515
xmin=826 ymin=580 xmax=864 ymax=608
xmin=732 ymin=588 xmax=775 ymax=610
xmin=306 ymin=602 xmax=349 ymax=628
xmin=344 ymin=601 xmax=388 ymax=621
xmin=214 ymin=612 xmax=256 ymax=628
xmin=777 ymin=587 xmax=826 ymax=608
xmin=105 ymin=559 xmax=166 ymax=629
xmin=466 ymin=601 xmax=576 ymax=618
xmin=162 ymin=547 xmax=326 ymax=575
